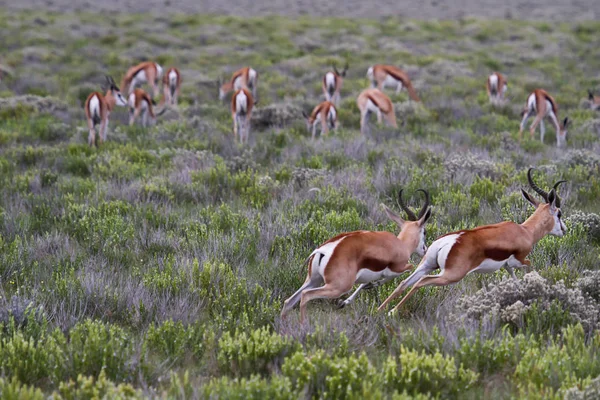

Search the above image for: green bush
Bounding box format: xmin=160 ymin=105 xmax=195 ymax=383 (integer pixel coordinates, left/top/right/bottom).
xmin=55 ymin=371 xmax=142 ymax=400
xmin=0 ymin=377 xmax=44 ymax=400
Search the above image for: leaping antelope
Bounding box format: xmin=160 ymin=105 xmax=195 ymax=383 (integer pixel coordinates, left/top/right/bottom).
xmin=357 ymin=88 xmax=397 ymax=134
xmin=588 ymin=90 xmax=600 ymax=111
xmin=162 ymin=67 xmax=181 ymax=106
xmin=486 ymin=72 xmax=508 ymax=105
xmin=519 ymin=89 xmax=569 ymax=147
xmin=302 ymin=101 xmax=338 ymax=139
xmin=218 ymin=67 xmax=258 ymax=101
xmin=84 ymin=75 xmax=128 ymax=147
xmin=121 ymin=61 xmax=164 ymax=98
xmin=128 ymin=88 xmax=162 ymax=127
xmin=231 ymin=88 xmax=257 ymax=144
xmin=378 ymin=168 xmax=567 ymax=315
xmin=281 ymin=189 xmax=432 ymax=324
xmin=322 ymin=63 xmax=348 ymax=106
xmin=366 ymin=65 xmax=420 ymax=102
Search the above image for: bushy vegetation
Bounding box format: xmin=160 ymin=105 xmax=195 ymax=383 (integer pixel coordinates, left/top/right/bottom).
xmin=0 ymin=9 xmax=599 ymax=399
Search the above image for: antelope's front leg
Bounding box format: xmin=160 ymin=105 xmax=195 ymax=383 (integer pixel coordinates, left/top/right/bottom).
xmin=519 ymin=111 xmax=531 ymax=141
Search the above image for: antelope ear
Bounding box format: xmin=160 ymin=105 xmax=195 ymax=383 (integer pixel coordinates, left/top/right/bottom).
xmin=381 ymin=204 xmax=405 ymax=228
xmin=547 ymin=189 xmax=558 ymax=210
xmin=521 ymin=189 xmax=539 ymax=208
xmin=418 ymin=208 xmax=432 ymax=227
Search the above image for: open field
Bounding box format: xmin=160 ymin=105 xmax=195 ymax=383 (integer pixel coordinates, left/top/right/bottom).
xmin=1 ymin=5 xmax=600 ymax=399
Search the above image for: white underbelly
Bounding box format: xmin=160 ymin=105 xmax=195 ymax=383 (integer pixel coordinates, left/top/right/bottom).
xmin=469 ymin=258 xmax=509 ymax=274
xmin=366 ymin=99 xmax=380 ymax=113
xmin=134 ymin=70 xmax=147 ymax=84
xmin=383 ymin=75 xmax=399 ymax=86
xmin=355 ymin=267 xmax=394 ymax=284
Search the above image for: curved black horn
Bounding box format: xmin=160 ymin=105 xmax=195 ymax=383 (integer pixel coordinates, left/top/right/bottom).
xmin=552 ymin=180 xmax=567 ymax=207
xmin=416 ymin=189 xmax=430 ymax=219
xmin=589 ymin=90 xmax=595 ymax=101
xmin=333 ymin=64 xmax=340 ymax=76
xmin=342 ymin=62 xmax=349 ymax=76
xmin=527 ymin=168 xmax=549 ymax=202
xmin=398 ymin=189 xmax=417 ymax=221
xmin=302 ymin=111 xmax=309 ymax=119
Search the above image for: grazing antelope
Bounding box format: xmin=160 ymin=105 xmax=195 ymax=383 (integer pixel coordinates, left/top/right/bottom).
xmin=588 ymin=90 xmax=600 ymax=111
xmin=281 ymin=189 xmax=432 ymax=324
xmin=302 ymin=101 xmax=338 ymax=139
xmin=231 ymin=88 xmax=256 ymax=144
xmin=322 ymin=63 xmax=348 ymax=105
xmin=378 ymin=168 xmax=567 ymax=314
xmin=366 ymin=65 xmax=420 ymax=102
xmin=519 ymin=89 xmax=569 ymax=147
xmin=128 ymin=88 xmax=158 ymax=127
xmin=357 ymin=88 xmax=397 ymax=134
xmin=84 ymin=75 xmax=128 ymax=147
xmin=162 ymin=67 xmax=181 ymax=106
xmin=219 ymin=67 xmax=258 ymax=101
xmin=121 ymin=61 xmax=163 ymax=98
xmin=486 ymin=72 xmax=508 ymax=105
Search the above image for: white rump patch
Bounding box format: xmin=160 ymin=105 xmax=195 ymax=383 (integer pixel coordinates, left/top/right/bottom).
xmin=168 ymin=69 xmax=178 ymax=84
xmin=527 ymin=93 xmax=537 ymax=111
xmin=325 ymin=72 xmax=335 ymax=90
xmin=309 ymin=236 xmax=348 ymax=279
xmin=235 ymin=91 xmax=248 ymax=113
xmin=328 ymin=107 xmax=336 ymax=122
xmin=428 ymin=233 xmax=463 ymax=271
xmin=489 ymin=74 xmax=498 ymax=90
xmin=155 ymin=63 xmax=163 ymax=79
xmin=89 ymin=95 xmax=100 ymax=120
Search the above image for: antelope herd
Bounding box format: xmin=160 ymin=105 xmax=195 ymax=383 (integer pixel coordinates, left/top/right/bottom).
xmin=74 ymin=49 xmax=582 ymax=324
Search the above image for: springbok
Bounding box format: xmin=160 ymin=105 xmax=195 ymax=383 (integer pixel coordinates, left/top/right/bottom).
xmin=366 ymin=64 xmax=420 ymax=102
xmin=302 ymin=101 xmax=338 ymax=139
xmin=162 ymin=67 xmax=181 ymax=106
xmin=588 ymin=90 xmax=600 ymax=111
xmin=128 ymin=88 xmax=164 ymax=127
xmin=219 ymin=67 xmax=258 ymax=101
xmin=378 ymin=168 xmax=567 ymax=314
xmin=519 ymin=89 xmax=569 ymax=147
xmin=121 ymin=61 xmax=163 ymax=98
xmin=84 ymin=75 xmax=128 ymax=147
xmin=487 ymin=72 xmax=508 ymax=105
xmin=322 ymin=63 xmax=348 ymax=106
xmin=231 ymin=88 xmax=257 ymax=144
xmin=357 ymin=88 xmax=397 ymax=134
xmin=281 ymin=189 xmax=432 ymax=324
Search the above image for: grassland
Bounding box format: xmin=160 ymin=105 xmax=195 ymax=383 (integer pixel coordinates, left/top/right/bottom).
xmin=0 ymin=8 xmax=600 ymax=399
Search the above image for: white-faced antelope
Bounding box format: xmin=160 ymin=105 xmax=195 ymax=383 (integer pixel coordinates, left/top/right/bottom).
xmin=231 ymin=88 xmax=257 ymax=144
xmin=121 ymin=61 xmax=164 ymax=98
xmin=366 ymin=64 xmax=420 ymax=102
xmin=128 ymin=88 xmax=158 ymax=127
xmin=219 ymin=67 xmax=258 ymax=101
xmin=84 ymin=75 xmax=128 ymax=147
xmin=519 ymin=89 xmax=569 ymax=147
xmin=302 ymin=101 xmax=338 ymax=139
xmin=281 ymin=189 xmax=432 ymax=324
xmin=322 ymin=63 xmax=348 ymax=106
xmin=487 ymin=72 xmax=508 ymax=105
xmin=357 ymin=88 xmax=397 ymax=134
xmin=162 ymin=67 xmax=181 ymax=106
xmin=588 ymin=90 xmax=600 ymax=111
xmin=378 ymin=168 xmax=567 ymax=314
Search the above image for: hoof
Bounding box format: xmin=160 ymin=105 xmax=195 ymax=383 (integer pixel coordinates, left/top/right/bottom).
xmin=337 ymin=300 xmax=347 ymax=309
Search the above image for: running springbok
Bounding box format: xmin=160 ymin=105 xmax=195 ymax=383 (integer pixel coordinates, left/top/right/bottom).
xmin=487 ymin=72 xmax=508 ymax=105
xmin=357 ymin=88 xmax=397 ymax=134
xmin=302 ymin=101 xmax=338 ymax=139
xmin=231 ymin=88 xmax=257 ymax=144
xmin=588 ymin=90 xmax=600 ymax=111
xmin=281 ymin=189 xmax=432 ymax=324
xmin=84 ymin=75 xmax=128 ymax=147
xmin=162 ymin=67 xmax=181 ymax=106
xmin=128 ymin=88 xmax=164 ymax=127
xmin=366 ymin=65 xmax=420 ymax=102
xmin=219 ymin=67 xmax=258 ymax=101
xmin=519 ymin=89 xmax=569 ymax=147
xmin=378 ymin=168 xmax=567 ymax=314
xmin=121 ymin=61 xmax=164 ymax=98
xmin=322 ymin=63 xmax=348 ymax=106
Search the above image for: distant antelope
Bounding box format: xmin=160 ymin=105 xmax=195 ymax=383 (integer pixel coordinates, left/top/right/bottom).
xmin=281 ymin=189 xmax=432 ymax=324
xmin=378 ymin=168 xmax=567 ymax=314
xmin=366 ymin=65 xmax=420 ymax=102
xmin=588 ymin=90 xmax=600 ymax=110
xmin=322 ymin=63 xmax=348 ymax=105
xmin=121 ymin=61 xmax=163 ymax=98
xmin=357 ymin=88 xmax=397 ymax=134
xmin=302 ymin=101 xmax=338 ymax=139
xmin=487 ymin=72 xmax=508 ymax=104
xmin=84 ymin=75 xmax=128 ymax=147
xmin=128 ymin=88 xmax=164 ymax=127
xmin=162 ymin=67 xmax=181 ymax=106
xmin=219 ymin=67 xmax=258 ymax=101
xmin=231 ymin=88 xmax=257 ymax=144
xmin=519 ymin=89 xmax=569 ymax=147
